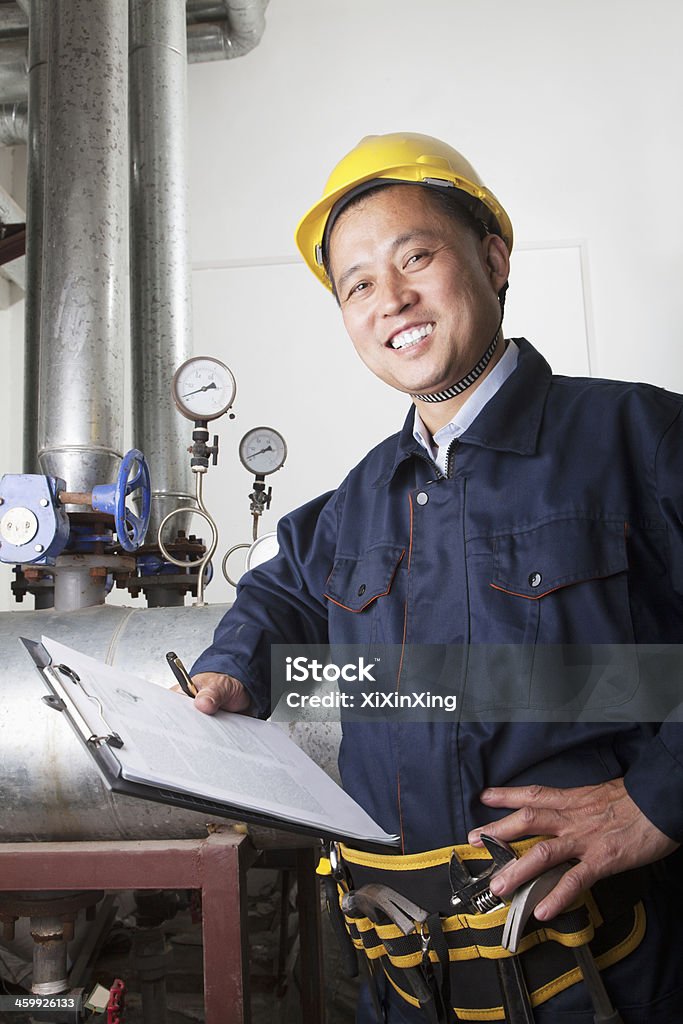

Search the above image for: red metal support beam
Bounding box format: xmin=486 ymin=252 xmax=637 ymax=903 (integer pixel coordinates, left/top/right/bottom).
xmin=0 ymin=827 xmax=256 ymax=1024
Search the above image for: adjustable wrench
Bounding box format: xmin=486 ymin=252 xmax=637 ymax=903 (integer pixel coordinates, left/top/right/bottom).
xmin=502 ymin=864 xmax=624 ymax=1024
xmin=449 ymin=835 xmax=536 ymax=1024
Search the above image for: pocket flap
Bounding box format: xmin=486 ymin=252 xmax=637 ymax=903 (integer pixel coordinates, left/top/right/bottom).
xmin=491 ymin=519 xmax=628 ymax=599
xmin=324 ymin=545 xmax=405 ymax=612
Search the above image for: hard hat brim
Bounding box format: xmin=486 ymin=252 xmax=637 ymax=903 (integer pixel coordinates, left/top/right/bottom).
xmin=295 ymin=166 xmax=513 ymax=291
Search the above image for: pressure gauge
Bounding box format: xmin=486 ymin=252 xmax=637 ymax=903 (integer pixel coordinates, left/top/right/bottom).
xmin=239 ymin=427 xmax=287 ymax=476
xmin=172 ymin=356 xmax=237 ymax=422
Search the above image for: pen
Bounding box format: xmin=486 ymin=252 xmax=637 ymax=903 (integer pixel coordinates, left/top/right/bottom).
xmin=165 ymin=651 xmax=198 ymax=699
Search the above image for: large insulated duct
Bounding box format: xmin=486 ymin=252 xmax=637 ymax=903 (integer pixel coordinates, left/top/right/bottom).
xmin=129 ymin=0 xmax=195 ymax=551
xmin=0 ymin=37 xmax=27 ymax=103
xmin=0 ymin=604 xmax=342 ymax=841
xmin=186 ymin=0 xmax=269 ymax=62
xmin=37 ymin=0 xmax=127 ymax=492
xmin=21 ymin=0 xmax=46 ymax=474
xmin=0 ymin=5 xmax=28 ymax=36
xmin=0 ymin=604 xmax=232 ymax=840
xmin=0 ymin=1 xmax=271 ymax=101
xmin=0 ymin=99 xmax=27 ymax=145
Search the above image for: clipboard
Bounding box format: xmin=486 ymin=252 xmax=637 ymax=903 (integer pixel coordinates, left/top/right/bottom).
xmin=21 ymin=636 xmax=400 ymax=852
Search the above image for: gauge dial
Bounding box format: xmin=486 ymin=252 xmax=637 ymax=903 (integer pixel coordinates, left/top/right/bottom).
xmin=239 ymin=427 xmax=287 ymax=476
xmin=172 ymin=356 xmax=237 ymax=421
xmin=246 ymin=532 xmax=280 ymax=571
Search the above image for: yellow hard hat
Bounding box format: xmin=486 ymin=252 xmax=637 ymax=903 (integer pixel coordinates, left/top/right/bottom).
xmin=295 ymin=132 xmax=514 ymax=290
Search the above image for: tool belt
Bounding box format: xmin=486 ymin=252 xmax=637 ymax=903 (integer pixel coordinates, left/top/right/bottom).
xmin=321 ymin=839 xmax=648 ymax=1022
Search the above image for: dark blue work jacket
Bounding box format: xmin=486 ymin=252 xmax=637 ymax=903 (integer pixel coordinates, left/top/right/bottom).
xmin=193 ymin=339 xmax=683 ymax=853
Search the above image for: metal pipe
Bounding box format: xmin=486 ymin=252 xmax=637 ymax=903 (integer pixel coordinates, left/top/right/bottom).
xmin=185 ymin=0 xmax=230 ymax=21
xmin=0 ymin=37 xmax=27 ymax=101
xmin=0 ymin=603 xmax=342 ymax=842
xmin=0 ymin=0 xmax=270 ymax=106
xmin=53 ymin=566 xmax=107 ymax=612
xmin=37 ymin=0 xmax=127 ymax=494
xmin=0 ymin=99 xmax=27 ymax=144
xmin=22 ymin=0 xmax=47 ymax=474
xmin=29 ymin=916 xmax=69 ymax=995
xmin=129 ymin=0 xmax=195 ymax=555
xmin=186 ymin=0 xmax=269 ymax=63
xmin=0 ymin=38 xmax=27 ymax=63
xmin=0 ymin=5 xmax=29 ymax=36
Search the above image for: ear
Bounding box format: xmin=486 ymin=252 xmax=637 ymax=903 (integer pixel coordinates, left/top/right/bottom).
xmin=481 ymin=234 xmax=510 ymax=294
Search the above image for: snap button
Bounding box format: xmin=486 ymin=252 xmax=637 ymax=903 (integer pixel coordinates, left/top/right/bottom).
xmin=528 ymin=572 xmax=542 ymax=588
xmin=416 ymin=492 xmax=429 ymax=506
xmin=357 ymin=584 xmax=366 ymax=596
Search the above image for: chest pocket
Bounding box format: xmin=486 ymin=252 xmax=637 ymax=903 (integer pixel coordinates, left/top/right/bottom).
xmin=324 ymin=544 xmax=405 ymax=645
xmin=468 ymin=518 xmax=637 ymax=712
xmin=491 ymin=518 xmax=630 ymax=606
xmin=472 ymin=517 xmax=633 ymax=642
xmin=325 ymin=544 xmax=405 ymax=611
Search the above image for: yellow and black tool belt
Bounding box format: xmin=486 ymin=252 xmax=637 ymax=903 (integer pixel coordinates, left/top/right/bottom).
xmin=324 ymin=840 xmax=647 ymax=1022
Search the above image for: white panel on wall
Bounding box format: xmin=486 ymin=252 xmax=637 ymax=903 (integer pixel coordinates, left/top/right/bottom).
xmin=504 ymin=244 xmax=592 ymax=378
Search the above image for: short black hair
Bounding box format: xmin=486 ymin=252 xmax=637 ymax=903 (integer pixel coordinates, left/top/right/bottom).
xmin=322 ymin=181 xmax=492 ymax=301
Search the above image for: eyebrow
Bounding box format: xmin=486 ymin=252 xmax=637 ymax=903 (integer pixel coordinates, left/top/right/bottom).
xmin=335 ymin=230 xmax=441 ymax=295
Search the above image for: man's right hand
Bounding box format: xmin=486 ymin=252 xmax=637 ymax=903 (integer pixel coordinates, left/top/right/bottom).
xmin=190 ymin=672 xmax=252 ymax=715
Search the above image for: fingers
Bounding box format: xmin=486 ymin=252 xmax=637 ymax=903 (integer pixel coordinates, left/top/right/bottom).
xmin=478 ymin=784 xmax=574 ymax=810
xmin=467 ymin=778 xmax=680 ymax=919
xmin=485 ymin=835 xmax=589 ymax=907
xmin=191 ymin=672 xmax=251 ymax=715
xmin=524 ymin=863 xmax=591 ymax=920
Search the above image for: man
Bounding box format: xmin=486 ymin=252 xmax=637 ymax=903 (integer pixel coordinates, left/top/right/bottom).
xmin=191 ymin=134 xmax=683 ymax=1022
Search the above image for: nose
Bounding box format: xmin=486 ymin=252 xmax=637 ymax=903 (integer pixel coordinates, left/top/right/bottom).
xmin=378 ymin=269 xmax=417 ymax=317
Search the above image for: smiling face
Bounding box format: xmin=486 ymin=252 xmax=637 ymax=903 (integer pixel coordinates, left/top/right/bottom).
xmin=327 ymin=185 xmax=510 ymax=429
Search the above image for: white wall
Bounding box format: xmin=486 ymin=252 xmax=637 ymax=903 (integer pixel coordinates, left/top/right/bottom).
xmin=2 ymin=0 xmax=682 ymax=611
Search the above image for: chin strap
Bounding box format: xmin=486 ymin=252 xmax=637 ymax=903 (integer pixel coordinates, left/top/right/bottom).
xmin=411 ymin=311 xmax=504 ymax=405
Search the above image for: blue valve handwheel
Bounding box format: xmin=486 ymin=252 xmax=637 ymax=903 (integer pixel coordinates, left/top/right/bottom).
xmin=92 ymin=449 xmax=152 ymax=552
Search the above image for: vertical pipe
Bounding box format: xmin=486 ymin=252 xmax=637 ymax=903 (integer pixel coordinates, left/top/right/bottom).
xmin=37 ymin=0 xmax=127 ymax=493
xmin=29 ymin=916 xmax=69 ymax=995
xmin=22 ymin=0 xmax=47 ymax=474
xmin=129 ymin=0 xmax=195 ymax=547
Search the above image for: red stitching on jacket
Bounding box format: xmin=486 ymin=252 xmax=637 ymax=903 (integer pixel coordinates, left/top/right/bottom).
xmin=395 ymin=492 xmax=414 ymax=855
xmin=323 ymin=550 xmax=405 ymax=612
xmin=490 ymin=567 xmax=626 ymax=601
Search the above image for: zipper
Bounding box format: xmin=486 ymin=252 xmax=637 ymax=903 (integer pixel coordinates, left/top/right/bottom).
xmin=411 ymin=437 xmax=459 ymax=480
xmin=412 ymin=447 xmax=445 ymax=480
xmin=444 ymin=438 xmax=459 ymax=479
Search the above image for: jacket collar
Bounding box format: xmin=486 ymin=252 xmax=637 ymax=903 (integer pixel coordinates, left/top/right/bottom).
xmin=372 ymin=338 xmax=553 ymax=487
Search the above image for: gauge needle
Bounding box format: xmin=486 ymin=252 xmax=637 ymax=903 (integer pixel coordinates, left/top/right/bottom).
xmin=183 ymin=382 xmax=219 ymax=398
xmin=249 ymin=445 xmax=274 ymax=459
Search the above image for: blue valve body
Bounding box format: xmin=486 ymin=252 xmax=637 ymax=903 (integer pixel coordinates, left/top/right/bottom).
xmin=0 ymin=474 xmax=70 ymax=565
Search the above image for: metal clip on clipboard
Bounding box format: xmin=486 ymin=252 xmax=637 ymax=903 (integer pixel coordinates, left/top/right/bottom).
xmin=21 ymin=637 xmax=124 ymax=750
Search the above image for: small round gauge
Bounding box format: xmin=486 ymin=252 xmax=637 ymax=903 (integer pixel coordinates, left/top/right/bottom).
xmin=172 ymin=356 xmax=237 ymax=421
xmin=239 ymin=427 xmax=287 ymax=476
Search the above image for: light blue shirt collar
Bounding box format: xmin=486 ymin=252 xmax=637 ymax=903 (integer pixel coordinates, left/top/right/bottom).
xmin=413 ymin=339 xmax=519 ymax=474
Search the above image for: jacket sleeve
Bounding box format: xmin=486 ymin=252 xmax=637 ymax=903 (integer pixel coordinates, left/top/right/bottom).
xmin=623 ymin=404 xmax=683 ymax=842
xmin=190 ymin=485 xmax=342 ymax=715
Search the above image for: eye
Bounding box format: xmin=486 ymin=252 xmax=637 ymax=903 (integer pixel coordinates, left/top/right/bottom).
xmin=403 ymin=250 xmax=432 ymax=270
xmin=345 ymin=280 xmax=370 ymax=301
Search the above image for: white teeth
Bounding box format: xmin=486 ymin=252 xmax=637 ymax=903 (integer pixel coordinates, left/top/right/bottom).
xmin=390 ymin=323 xmax=434 ymax=350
